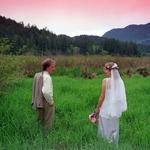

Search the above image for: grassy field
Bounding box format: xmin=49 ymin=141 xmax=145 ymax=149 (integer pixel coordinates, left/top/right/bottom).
xmin=0 ymin=75 xmax=150 ymax=150
xmin=0 ymin=55 xmax=150 ymax=78
xmin=0 ymin=55 xmax=150 ymax=94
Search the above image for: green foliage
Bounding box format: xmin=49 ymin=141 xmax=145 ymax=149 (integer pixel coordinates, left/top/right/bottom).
xmin=0 ymin=55 xmax=150 ymax=95
xmin=67 ymin=45 xmax=80 ymax=55
xmin=0 ymin=76 xmax=150 ymax=149
xmin=0 ymin=37 xmax=13 ymax=54
xmin=0 ymin=16 xmax=141 ymax=56
xmin=0 ymin=55 xmax=21 ymax=94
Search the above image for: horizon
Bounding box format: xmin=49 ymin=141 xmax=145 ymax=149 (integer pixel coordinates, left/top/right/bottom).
xmin=0 ymin=0 xmax=150 ymax=36
xmin=1 ymin=15 xmax=150 ymax=38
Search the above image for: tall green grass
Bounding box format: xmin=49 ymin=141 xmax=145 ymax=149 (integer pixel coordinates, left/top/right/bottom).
xmin=0 ymin=75 xmax=150 ymax=149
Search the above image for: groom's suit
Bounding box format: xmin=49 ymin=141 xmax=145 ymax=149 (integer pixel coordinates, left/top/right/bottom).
xmin=32 ymin=72 xmax=54 ymax=129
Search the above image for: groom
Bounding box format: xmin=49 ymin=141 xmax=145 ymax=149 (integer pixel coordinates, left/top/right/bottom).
xmin=32 ymin=58 xmax=56 ymax=131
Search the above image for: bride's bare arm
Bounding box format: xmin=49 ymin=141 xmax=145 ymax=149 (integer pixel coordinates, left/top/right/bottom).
xmin=96 ymin=79 xmax=106 ymax=114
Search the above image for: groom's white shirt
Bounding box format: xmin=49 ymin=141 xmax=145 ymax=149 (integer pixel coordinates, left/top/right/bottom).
xmin=42 ymin=71 xmax=54 ymax=105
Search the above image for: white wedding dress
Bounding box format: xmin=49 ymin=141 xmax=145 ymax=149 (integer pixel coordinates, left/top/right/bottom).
xmin=98 ymin=78 xmax=119 ymax=144
xmin=98 ymin=68 xmax=127 ymax=144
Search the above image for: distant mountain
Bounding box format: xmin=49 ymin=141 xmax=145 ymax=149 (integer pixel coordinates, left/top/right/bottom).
xmin=103 ymin=23 xmax=150 ymax=45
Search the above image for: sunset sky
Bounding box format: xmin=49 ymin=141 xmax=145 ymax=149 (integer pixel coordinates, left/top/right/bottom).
xmin=0 ymin=0 xmax=150 ymax=36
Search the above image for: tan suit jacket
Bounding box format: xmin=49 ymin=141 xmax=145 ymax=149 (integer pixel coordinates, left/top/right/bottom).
xmin=32 ymin=72 xmax=44 ymax=109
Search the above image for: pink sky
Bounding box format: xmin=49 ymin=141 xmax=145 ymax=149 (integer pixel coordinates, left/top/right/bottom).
xmin=0 ymin=0 xmax=150 ymax=36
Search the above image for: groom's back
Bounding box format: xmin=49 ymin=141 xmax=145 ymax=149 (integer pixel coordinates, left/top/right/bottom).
xmin=32 ymin=72 xmax=44 ymax=109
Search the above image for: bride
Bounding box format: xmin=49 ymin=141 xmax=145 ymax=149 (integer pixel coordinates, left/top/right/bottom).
xmin=95 ymin=62 xmax=127 ymax=145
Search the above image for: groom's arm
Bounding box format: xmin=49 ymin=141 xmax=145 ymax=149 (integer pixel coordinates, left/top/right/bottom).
xmin=42 ymin=75 xmax=54 ymax=106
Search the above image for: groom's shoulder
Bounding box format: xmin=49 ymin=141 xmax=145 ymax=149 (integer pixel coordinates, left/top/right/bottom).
xmin=34 ymin=72 xmax=43 ymax=78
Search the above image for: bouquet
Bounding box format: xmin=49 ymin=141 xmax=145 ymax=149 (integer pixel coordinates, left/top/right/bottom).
xmin=88 ymin=112 xmax=97 ymax=124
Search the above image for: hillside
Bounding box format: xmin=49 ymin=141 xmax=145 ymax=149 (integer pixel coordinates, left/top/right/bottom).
xmin=0 ymin=15 xmax=140 ymax=56
xmin=103 ymin=23 xmax=150 ymax=46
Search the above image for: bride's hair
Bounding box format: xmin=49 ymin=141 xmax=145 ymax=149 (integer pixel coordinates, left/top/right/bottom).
xmin=104 ymin=62 xmax=119 ymax=71
xmin=104 ymin=62 xmax=114 ymax=71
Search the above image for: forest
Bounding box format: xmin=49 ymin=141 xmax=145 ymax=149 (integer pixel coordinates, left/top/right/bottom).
xmin=0 ymin=16 xmax=141 ymax=56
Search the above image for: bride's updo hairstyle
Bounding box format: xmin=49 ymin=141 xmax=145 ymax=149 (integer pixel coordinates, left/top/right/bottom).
xmin=104 ymin=62 xmax=119 ymax=71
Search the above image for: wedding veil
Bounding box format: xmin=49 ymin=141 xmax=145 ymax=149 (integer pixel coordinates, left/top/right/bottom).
xmin=109 ymin=63 xmax=127 ymax=118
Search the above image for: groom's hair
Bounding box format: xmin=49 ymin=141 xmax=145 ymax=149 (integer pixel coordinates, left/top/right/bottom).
xmin=42 ymin=58 xmax=55 ymax=71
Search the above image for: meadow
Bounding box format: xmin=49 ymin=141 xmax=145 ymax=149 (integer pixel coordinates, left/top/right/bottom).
xmin=0 ymin=55 xmax=150 ymax=149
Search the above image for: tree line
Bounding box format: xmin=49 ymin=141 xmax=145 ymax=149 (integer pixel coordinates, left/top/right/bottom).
xmin=0 ymin=16 xmax=141 ymax=56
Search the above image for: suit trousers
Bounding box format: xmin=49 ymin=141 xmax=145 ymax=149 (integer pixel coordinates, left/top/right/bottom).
xmin=37 ymin=100 xmax=55 ymax=129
